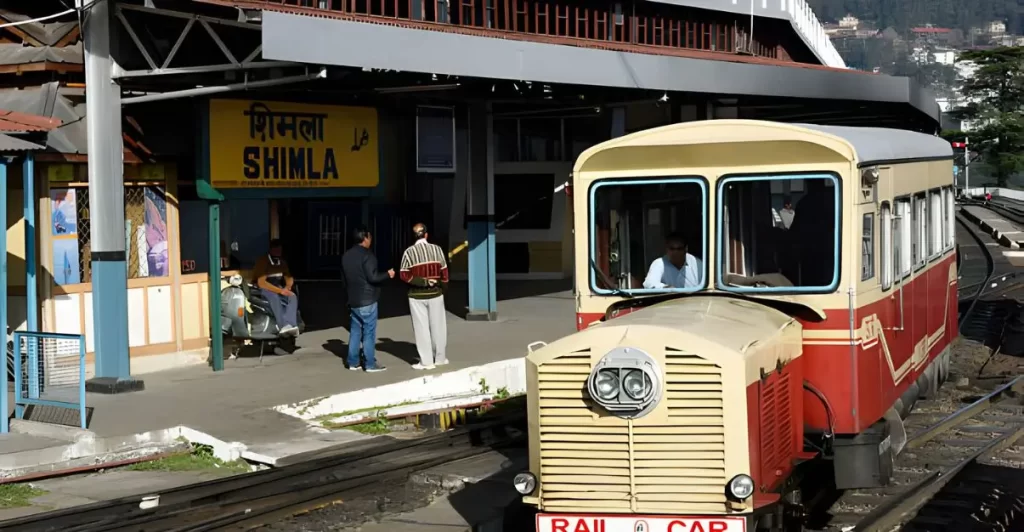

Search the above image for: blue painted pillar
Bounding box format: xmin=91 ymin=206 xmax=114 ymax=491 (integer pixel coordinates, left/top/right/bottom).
xmin=0 ymin=160 xmax=8 ymax=433
xmin=82 ymin=0 xmax=143 ymax=393
xmin=465 ymin=103 xmax=497 ymax=321
xmin=23 ymin=154 xmax=36 ymax=332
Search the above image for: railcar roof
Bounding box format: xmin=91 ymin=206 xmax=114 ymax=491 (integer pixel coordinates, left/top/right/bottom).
xmin=795 ymin=123 xmax=953 ymax=165
xmin=574 ymin=120 xmax=953 ymax=169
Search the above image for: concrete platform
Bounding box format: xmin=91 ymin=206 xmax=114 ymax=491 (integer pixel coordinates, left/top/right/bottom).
xmin=1 ymin=281 xmax=576 ymax=476
xmin=961 ymin=205 xmax=1024 ymax=248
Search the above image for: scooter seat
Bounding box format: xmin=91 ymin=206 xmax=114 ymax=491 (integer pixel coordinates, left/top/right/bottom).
xmin=250 ymin=332 xmax=279 ymax=341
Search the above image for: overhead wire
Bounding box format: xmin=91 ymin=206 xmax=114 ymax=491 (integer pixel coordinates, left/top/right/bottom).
xmin=0 ymin=9 xmax=75 ymax=29
xmin=0 ymin=0 xmax=108 ymax=30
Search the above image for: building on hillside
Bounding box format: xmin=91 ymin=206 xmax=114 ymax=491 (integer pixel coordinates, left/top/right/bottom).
xmin=988 ymin=21 xmax=1007 ymax=36
xmin=933 ymin=49 xmax=957 ymax=66
xmin=839 ymin=15 xmax=860 ymax=29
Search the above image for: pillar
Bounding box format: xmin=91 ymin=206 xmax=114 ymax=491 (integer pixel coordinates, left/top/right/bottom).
xmin=610 ymin=106 xmax=626 ymax=138
xmin=465 ymin=102 xmax=497 ymax=321
xmin=81 ymin=0 xmax=143 ymax=393
xmin=23 ymin=154 xmax=36 ymax=332
xmin=0 ymin=160 xmax=7 ymax=433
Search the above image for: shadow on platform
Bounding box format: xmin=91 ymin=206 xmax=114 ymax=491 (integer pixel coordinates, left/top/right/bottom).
xmin=298 ymin=279 xmax=572 ymax=332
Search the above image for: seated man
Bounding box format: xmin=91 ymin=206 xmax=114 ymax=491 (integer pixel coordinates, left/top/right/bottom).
xmin=643 ymin=233 xmax=703 ymax=289
xmin=252 ymin=239 xmax=299 ymax=337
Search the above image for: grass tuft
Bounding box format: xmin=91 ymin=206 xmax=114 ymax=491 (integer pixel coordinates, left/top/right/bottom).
xmin=0 ymin=484 xmax=47 ymax=508
xmin=126 ymin=443 xmax=251 ymax=474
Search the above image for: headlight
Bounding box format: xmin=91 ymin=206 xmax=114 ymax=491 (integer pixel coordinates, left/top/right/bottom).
xmin=594 ymin=369 xmax=619 ymax=400
xmin=622 ymin=369 xmax=648 ymax=400
xmin=728 ymin=474 xmax=755 ymax=500
xmin=586 ymin=347 xmax=662 ymax=419
xmin=513 ymin=472 xmax=537 ymax=495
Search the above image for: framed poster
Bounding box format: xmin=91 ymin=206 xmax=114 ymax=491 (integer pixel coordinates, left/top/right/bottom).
xmin=415 ymin=105 xmax=456 ymax=173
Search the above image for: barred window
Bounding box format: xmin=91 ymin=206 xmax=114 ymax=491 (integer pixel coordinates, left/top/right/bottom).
xmin=51 ymin=185 xmax=169 ymax=286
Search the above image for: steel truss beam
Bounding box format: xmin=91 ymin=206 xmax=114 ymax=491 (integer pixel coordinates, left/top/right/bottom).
xmin=113 ymin=3 xmax=301 ymax=79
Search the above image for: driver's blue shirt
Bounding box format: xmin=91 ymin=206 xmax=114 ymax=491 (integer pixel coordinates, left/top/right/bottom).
xmin=643 ymin=254 xmax=703 ymax=289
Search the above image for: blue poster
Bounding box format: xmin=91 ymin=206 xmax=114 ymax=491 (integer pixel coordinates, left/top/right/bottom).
xmin=52 ymin=237 xmax=80 ymax=285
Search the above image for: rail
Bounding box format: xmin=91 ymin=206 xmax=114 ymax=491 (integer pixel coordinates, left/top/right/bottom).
xmin=850 ymin=376 xmax=1024 ymax=532
xmin=954 ymin=209 xmax=995 ymax=330
xmin=0 ymin=411 xmax=525 ymax=531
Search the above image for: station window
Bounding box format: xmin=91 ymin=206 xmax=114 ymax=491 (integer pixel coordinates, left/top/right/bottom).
xmin=895 ymin=198 xmax=911 ymax=278
xmin=880 ymin=204 xmax=892 ymax=289
xmin=590 ymin=178 xmax=706 ymax=294
xmin=862 ymin=213 xmax=875 ymax=281
xmin=717 ymin=174 xmax=839 ymax=292
xmin=51 ymin=185 xmax=169 ymax=286
xmin=929 ymin=189 xmax=942 ymax=259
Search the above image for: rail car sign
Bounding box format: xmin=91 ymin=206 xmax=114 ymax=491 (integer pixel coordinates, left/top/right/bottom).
xmin=536 ymin=515 xmax=746 ymax=532
xmin=208 ymin=99 xmax=379 ymax=189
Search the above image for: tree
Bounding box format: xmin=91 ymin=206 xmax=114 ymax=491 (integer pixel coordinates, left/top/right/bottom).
xmin=953 ymin=47 xmax=1024 ymax=187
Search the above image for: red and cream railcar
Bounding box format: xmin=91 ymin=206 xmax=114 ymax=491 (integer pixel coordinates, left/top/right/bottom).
xmin=518 ymin=120 xmax=956 ymax=531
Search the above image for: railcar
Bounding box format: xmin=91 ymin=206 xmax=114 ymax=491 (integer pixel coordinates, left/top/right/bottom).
xmin=514 ymin=120 xmax=956 ymax=531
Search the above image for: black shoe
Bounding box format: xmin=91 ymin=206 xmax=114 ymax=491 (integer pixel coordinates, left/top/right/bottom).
xmin=365 ymin=365 xmax=387 ymax=373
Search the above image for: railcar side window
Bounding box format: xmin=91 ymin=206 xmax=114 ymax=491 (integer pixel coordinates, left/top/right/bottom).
xmin=717 ymin=174 xmax=839 ymax=292
xmin=589 ymin=178 xmax=706 ymax=294
xmin=913 ymin=195 xmax=927 ymax=269
xmin=944 ymin=187 xmax=954 ymax=250
xmin=862 ymin=213 xmax=875 ymax=281
xmin=929 ymin=190 xmax=942 ymax=259
xmin=896 ymin=199 xmax=911 ymax=278
xmin=881 ymin=204 xmax=892 ymax=290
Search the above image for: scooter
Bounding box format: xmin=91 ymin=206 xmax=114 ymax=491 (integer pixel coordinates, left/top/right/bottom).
xmin=220 ymin=274 xmax=306 ymax=361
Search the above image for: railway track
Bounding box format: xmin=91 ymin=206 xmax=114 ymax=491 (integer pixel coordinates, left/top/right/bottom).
xmin=0 ymin=411 xmax=526 ymax=531
xmin=834 ymin=376 xmax=1024 ymax=532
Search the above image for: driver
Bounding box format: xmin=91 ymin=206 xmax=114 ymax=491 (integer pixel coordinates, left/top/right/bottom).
xmin=642 ymin=233 xmax=703 ymax=289
xmin=252 ymin=239 xmax=299 ymax=337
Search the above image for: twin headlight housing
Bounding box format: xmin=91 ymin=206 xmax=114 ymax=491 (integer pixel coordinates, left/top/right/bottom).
xmin=517 ymin=347 xmax=756 ymax=503
xmin=586 ymin=347 xmax=662 ymax=419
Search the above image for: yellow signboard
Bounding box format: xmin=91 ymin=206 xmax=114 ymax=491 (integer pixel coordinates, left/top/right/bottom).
xmin=47 ymin=164 xmax=74 ymax=183
xmin=139 ymin=164 xmax=165 ymax=181
xmin=208 ymin=99 xmax=379 ymax=189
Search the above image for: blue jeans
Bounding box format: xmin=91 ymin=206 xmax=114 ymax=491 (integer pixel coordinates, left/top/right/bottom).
xmin=348 ymin=303 xmax=378 ymax=369
xmin=261 ymin=289 xmax=298 ymax=330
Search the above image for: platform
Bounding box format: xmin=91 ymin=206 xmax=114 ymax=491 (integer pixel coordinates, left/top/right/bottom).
xmin=961 ymin=205 xmax=1024 ymax=248
xmin=1 ymin=281 xmax=577 ymax=476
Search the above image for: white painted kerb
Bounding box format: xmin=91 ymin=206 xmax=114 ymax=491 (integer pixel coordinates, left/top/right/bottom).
xmin=274 ymin=358 xmax=527 ymax=421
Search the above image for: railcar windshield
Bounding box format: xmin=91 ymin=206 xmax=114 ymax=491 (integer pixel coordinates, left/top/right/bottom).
xmin=717 ymin=173 xmax=840 ymax=293
xmin=589 ymin=177 xmax=707 ymax=295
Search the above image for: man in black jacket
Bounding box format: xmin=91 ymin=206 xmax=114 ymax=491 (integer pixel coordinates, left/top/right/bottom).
xmin=341 ymin=225 xmax=394 ymax=372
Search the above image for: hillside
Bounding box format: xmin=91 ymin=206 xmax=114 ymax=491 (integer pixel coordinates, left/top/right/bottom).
xmin=806 ymin=0 xmax=1021 ymax=34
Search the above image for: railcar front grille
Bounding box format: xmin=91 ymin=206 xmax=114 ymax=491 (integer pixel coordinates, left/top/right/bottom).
xmin=537 ymin=347 xmax=729 ymax=513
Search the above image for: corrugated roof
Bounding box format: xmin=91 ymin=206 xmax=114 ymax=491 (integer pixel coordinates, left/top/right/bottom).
xmin=0 ymin=82 xmax=87 ymax=153
xmin=0 ymin=133 xmax=44 ymax=152
xmin=0 ymin=108 xmax=62 ymax=132
xmin=0 ymin=10 xmax=79 ymax=47
xmin=0 ymin=41 xmax=83 ymax=66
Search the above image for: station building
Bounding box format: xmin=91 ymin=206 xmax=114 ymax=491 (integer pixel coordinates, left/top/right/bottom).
xmin=0 ymin=0 xmax=941 ymax=381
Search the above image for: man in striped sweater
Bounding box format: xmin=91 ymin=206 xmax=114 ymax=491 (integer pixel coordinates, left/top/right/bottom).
xmin=399 ymin=223 xmax=449 ymax=370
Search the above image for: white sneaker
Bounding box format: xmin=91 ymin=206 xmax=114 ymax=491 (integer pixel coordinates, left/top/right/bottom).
xmin=279 ymin=325 xmax=298 ymax=337
xmin=435 ymin=359 xmax=449 ymax=366
xmin=412 ymin=363 xmax=436 ymax=370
